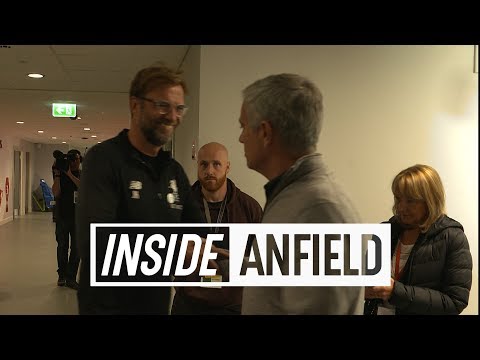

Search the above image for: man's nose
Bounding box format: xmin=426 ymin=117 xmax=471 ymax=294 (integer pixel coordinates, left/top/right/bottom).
xmin=205 ymin=164 xmax=216 ymax=175
xmin=164 ymin=109 xmax=180 ymax=124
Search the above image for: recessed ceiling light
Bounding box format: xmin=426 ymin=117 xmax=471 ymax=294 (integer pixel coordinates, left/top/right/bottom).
xmin=37 ymin=130 xmax=44 ymax=133
xmin=77 ymin=117 xmax=82 ymax=120
xmin=91 ymin=135 xmax=97 ymax=138
xmin=98 ymin=141 xmax=102 ymax=143
xmin=61 ymin=141 xmax=67 ymax=144
xmin=52 ymin=136 xmax=57 ymax=139
xmin=84 ymin=127 xmax=91 ymax=131
xmin=16 ymin=121 xmax=24 ymax=124
xmin=27 ymin=73 xmax=44 ymax=79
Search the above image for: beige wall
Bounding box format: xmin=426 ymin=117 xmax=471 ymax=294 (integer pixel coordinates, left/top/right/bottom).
xmin=175 ymin=45 xmax=201 ymax=184
xmin=0 ymin=135 xmax=75 ymax=222
xmin=0 ymin=136 xmax=37 ymax=223
xmin=193 ymin=45 xmax=478 ymax=314
xmin=0 ymin=135 xmax=14 ymax=225
xmin=33 ymin=143 xmax=69 ymax=190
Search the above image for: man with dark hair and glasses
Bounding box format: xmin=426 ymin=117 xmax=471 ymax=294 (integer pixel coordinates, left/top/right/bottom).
xmin=76 ymin=64 xmax=220 ymax=315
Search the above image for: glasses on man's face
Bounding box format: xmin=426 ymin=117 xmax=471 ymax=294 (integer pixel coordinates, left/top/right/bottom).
xmin=137 ymin=96 xmax=188 ymax=117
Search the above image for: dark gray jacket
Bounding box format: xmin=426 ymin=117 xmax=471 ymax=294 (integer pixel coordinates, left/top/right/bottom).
xmin=365 ymin=215 xmax=472 ymax=315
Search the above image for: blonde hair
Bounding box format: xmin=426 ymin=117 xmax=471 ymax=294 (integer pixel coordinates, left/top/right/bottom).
xmin=391 ymin=164 xmax=446 ymax=232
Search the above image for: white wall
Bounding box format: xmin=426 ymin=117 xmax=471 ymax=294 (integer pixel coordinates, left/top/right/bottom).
xmin=175 ymin=45 xmax=201 ymax=183
xmin=0 ymin=137 xmax=82 ymax=219
xmin=16 ymin=139 xmax=36 ymax=215
xmin=20 ymin=139 xmax=35 ymax=213
xmin=196 ymin=45 xmax=478 ymax=314
xmin=0 ymin=135 xmax=14 ymax=225
xmin=0 ymin=136 xmax=36 ymax=223
xmin=32 ymin=143 xmax=69 ymax=190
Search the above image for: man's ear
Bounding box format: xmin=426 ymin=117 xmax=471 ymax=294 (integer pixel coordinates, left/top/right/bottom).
xmin=259 ymin=120 xmax=273 ymax=148
xmin=129 ymin=96 xmax=139 ymax=120
xmin=226 ymin=161 xmax=231 ymax=174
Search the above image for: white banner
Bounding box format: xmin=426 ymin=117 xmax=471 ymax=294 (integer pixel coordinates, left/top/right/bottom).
xmin=90 ymin=223 xmax=391 ymax=287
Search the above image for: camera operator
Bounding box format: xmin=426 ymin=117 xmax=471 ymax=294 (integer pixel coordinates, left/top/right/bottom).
xmin=52 ymin=149 xmax=82 ymax=290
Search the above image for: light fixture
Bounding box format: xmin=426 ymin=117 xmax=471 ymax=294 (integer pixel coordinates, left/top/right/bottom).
xmin=91 ymin=135 xmax=97 ymax=138
xmin=37 ymin=130 xmax=44 ymax=133
xmin=61 ymin=141 xmax=67 ymax=144
xmin=52 ymin=136 xmax=57 ymax=139
xmin=84 ymin=127 xmax=91 ymax=131
xmin=27 ymin=73 xmax=44 ymax=79
xmin=16 ymin=121 xmax=24 ymax=124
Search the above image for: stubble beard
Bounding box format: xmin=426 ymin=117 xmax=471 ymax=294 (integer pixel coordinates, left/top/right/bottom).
xmin=201 ymin=173 xmax=227 ymax=192
xmin=140 ymin=114 xmax=174 ymax=147
xmin=142 ymin=126 xmax=170 ymax=147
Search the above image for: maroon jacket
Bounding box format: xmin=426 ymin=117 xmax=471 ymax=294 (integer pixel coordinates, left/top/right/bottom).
xmin=192 ymin=178 xmax=263 ymax=226
xmin=172 ymin=179 xmax=263 ymax=314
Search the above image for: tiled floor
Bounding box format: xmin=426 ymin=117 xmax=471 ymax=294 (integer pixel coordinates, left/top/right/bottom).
xmin=0 ymin=212 xmax=78 ymax=315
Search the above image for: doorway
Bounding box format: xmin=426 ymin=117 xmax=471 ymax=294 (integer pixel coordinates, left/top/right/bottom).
xmin=24 ymin=152 xmax=30 ymax=213
xmin=13 ymin=151 xmax=21 ymax=218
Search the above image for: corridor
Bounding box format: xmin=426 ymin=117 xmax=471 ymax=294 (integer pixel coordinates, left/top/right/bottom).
xmin=0 ymin=212 xmax=78 ymax=315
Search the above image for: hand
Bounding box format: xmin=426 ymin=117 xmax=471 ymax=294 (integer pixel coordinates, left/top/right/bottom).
xmin=184 ymin=238 xmax=230 ymax=273
xmin=211 ymin=244 xmax=230 ymax=260
xmin=66 ymin=167 xmax=73 ymax=177
xmin=365 ymin=278 xmax=395 ymax=300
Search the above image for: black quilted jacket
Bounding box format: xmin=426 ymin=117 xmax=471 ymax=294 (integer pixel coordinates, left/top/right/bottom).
xmin=364 ymin=214 xmax=472 ymax=315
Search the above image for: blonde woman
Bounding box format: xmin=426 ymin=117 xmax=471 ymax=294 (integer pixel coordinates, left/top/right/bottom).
xmin=364 ymin=164 xmax=472 ymax=315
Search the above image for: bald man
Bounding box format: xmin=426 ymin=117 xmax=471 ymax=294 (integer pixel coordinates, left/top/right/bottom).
xmin=171 ymin=142 xmax=263 ymax=315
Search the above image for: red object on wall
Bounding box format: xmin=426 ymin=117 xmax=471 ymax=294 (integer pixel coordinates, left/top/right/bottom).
xmin=5 ymin=177 xmax=9 ymax=212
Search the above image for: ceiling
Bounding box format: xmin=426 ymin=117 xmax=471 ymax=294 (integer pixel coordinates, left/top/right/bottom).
xmin=0 ymin=45 xmax=189 ymax=149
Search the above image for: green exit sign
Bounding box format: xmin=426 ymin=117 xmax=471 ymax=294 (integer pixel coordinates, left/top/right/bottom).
xmin=52 ymin=103 xmax=76 ymax=117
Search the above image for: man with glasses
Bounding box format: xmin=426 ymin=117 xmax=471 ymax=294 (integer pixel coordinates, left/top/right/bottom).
xmin=76 ymin=65 xmax=207 ymax=315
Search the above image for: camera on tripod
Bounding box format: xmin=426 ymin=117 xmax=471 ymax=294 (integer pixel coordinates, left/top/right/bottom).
xmin=53 ymin=150 xmax=77 ymax=172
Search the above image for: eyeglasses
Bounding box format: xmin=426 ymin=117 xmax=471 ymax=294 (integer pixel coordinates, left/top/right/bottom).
xmin=137 ymin=96 xmax=188 ymax=117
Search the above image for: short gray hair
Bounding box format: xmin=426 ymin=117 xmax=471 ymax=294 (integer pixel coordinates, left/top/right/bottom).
xmin=242 ymin=73 xmax=323 ymax=154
